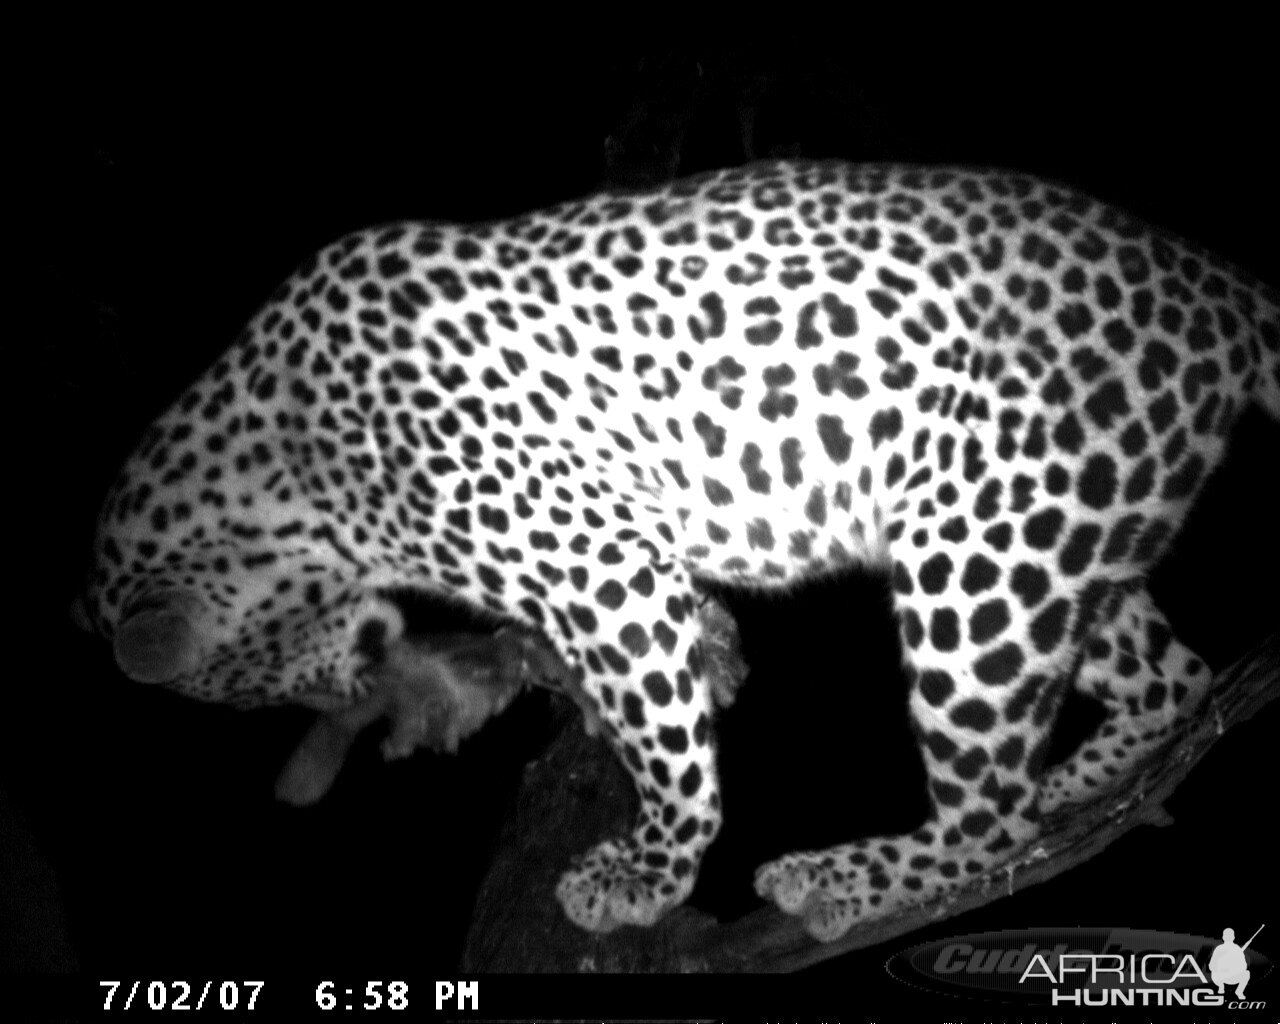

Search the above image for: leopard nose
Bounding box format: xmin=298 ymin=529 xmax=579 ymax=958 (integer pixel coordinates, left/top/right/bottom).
xmin=113 ymin=595 xmax=205 ymax=684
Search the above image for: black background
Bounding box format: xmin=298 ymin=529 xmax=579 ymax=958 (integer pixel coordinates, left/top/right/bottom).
xmin=8 ymin=25 xmax=1279 ymax=1018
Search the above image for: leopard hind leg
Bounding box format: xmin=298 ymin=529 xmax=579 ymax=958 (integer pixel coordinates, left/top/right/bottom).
xmin=756 ymin=549 xmax=1084 ymax=941
xmin=1038 ymin=587 xmax=1213 ymax=813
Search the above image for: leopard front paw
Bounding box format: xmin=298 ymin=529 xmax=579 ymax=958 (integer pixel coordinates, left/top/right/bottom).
xmin=754 ymin=853 xmax=864 ymax=942
xmin=555 ymin=838 xmax=694 ymax=932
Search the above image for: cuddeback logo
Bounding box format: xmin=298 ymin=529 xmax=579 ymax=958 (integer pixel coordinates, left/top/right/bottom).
xmin=886 ymin=926 xmax=1270 ymax=1008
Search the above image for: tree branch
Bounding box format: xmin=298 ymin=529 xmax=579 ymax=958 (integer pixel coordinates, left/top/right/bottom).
xmin=461 ymin=631 xmax=1279 ymax=972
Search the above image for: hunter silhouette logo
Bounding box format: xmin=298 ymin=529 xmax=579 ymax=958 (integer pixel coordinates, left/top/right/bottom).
xmin=1211 ymin=924 xmax=1263 ymax=999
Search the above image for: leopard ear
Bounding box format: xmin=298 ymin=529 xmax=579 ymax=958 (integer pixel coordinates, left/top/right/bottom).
xmin=114 ymin=594 xmax=204 ymax=683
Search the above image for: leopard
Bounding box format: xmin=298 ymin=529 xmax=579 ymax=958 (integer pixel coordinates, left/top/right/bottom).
xmin=79 ymin=160 xmax=1280 ymax=942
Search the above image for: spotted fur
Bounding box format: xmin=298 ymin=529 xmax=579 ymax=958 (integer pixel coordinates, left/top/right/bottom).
xmin=83 ymin=161 xmax=1280 ymax=939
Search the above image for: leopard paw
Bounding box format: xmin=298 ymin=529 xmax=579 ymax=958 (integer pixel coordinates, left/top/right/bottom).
xmin=754 ymin=853 xmax=865 ymax=941
xmin=555 ymin=838 xmax=692 ymax=932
